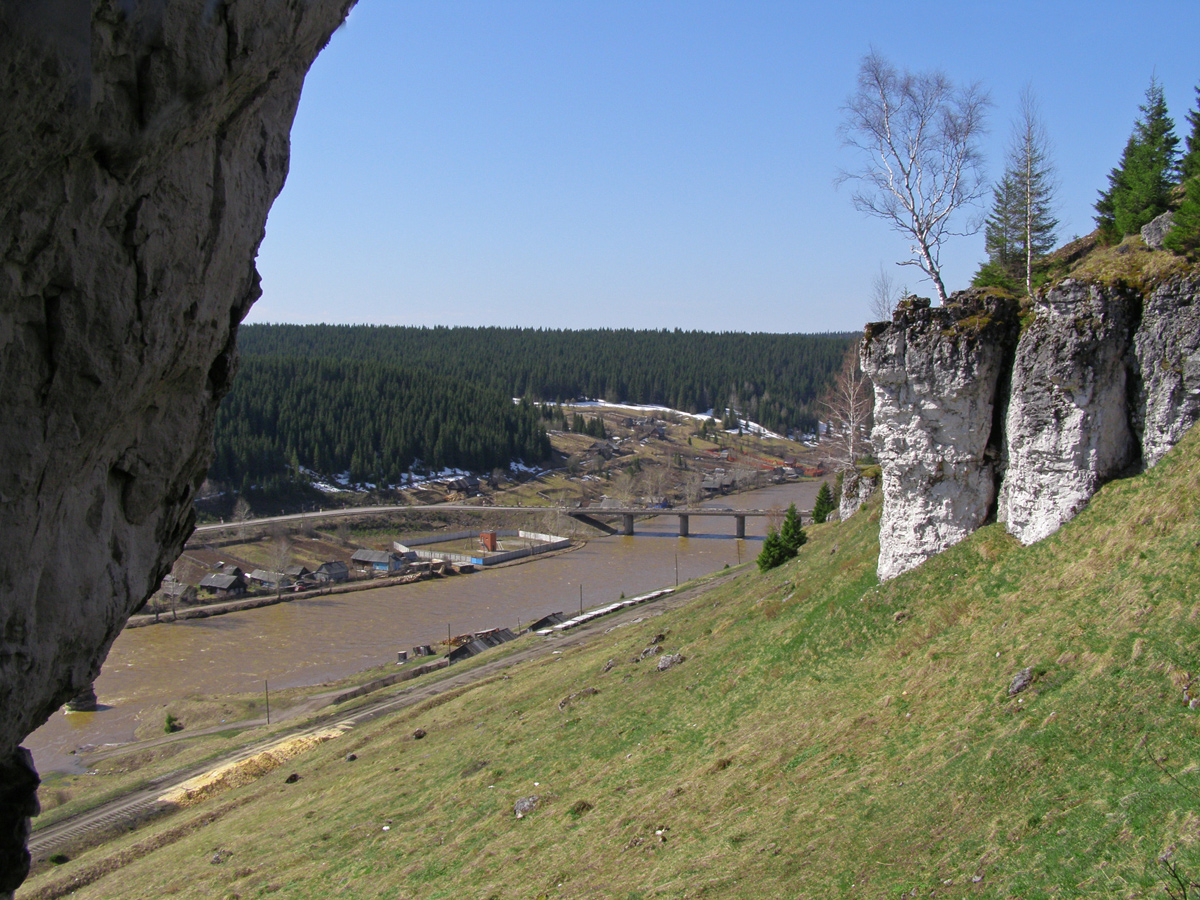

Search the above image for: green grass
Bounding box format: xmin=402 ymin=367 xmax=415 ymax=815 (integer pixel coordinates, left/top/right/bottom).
xmin=1061 ymin=234 xmax=1193 ymax=290
xmin=22 ymin=428 xmax=1200 ymax=899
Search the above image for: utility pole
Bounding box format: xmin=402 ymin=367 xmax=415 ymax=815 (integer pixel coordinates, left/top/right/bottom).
xmin=264 ymin=680 xmax=270 ymax=725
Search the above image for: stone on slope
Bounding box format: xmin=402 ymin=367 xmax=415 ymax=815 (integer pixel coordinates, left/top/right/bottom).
xmin=838 ymin=467 xmax=878 ymax=521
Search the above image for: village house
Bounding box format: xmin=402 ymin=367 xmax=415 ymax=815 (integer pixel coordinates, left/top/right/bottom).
xmin=247 ymin=569 xmax=290 ymax=589
xmin=446 ymin=475 xmax=481 ymax=496
xmin=312 ymin=560 xmax=350 ymax=583
xmin=198 ymin=571 xmax=246 ymax=598
xmin=156 ymin=575 xmax=197 ymax=607
xmin=351 ymin=549 xmax=407 ymax=573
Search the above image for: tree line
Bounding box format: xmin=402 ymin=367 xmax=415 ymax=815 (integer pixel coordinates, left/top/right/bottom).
xmin=211 ymin=328 xmax=854 ymax=493
xmin=978 ymin=75 xmax=1200 ymax=291
xmin=234 ymin=325 xmax=855 ymax=434
xmin=840 ymin=54 xmax=1200 ymax=308
xmin=210 ymin=356 xmax=552 ymax=493
xmin=1094 ymin=79 xmax=1200 ymax=254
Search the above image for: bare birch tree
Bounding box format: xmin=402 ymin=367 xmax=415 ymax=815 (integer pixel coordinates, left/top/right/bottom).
xmin=839 ymin=51 xmax=990 ymax=304
xmin=232 ymin=496 xmax=252 ymax=542
xmin=820 ymin=349 xmax=873 ymax=474
xmin=869 ymin=263 xmax=903 ymax=321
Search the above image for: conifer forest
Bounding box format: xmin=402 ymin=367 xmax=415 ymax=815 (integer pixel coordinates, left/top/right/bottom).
xmin=210 ymin=326 xmax=855 ymax=491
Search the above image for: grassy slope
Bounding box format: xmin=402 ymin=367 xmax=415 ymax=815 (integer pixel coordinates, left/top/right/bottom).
xmin=24 ymin=428 xmax=1200 ymax=900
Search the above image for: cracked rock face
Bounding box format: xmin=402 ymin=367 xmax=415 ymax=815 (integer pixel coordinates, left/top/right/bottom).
xmin=998 ymin=281 xmax=1137 ymax=544
xmin=861 ymin=273 xmax=1200 ymax=580
xmin=861 ymin=293 xmax=1020 ymax=582
xmin=837 ymin=468 xmax=878 ymax=521
xmin=0 ymin=2 xmax=351 ymax=891
xmin=1133 ymin=277 xmax=1200 ymax=468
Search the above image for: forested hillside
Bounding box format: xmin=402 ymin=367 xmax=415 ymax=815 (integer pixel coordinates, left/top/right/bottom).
xmin=210 ymin=357 xmax=551 ymax=492
xmin=211 ymin=326 xmax=854 ymax=493
xmin=237 ymin=325 xmax=854 ymax=432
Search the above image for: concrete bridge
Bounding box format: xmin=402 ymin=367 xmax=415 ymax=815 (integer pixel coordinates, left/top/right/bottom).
xmin=561 ymin=506 xmax=782 ymax=538
xmin=192 ymin=503 xmax=797 ymax=540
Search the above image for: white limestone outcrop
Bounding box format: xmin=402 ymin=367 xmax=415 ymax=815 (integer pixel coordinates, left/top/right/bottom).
xmin=1134 ymin=277 xmax=1200 ymax=467
xmin=997 ymin=281 xmax=1136 ymax=544
xmin=861 ymin=293 xmax=1020 ymax=582
xmin=862 ymin=274 xmax=1200 ymax=581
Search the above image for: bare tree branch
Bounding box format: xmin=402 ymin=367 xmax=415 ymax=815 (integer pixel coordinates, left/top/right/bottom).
xmin=820 ymin=349 xmax=873 ymax=473
xmin=838 ymin=51 xmax=990 ymax=304
xmin=869 ymin=263 xmax=902 ymax=321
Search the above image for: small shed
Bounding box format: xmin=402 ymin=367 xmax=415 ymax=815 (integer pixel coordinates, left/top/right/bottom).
xmin=313 ymin=560 xmax=350 ymax=583
xmin=527 ymin=612 xmax=567 ymax=632
xmin=448 ymin=628 xmax=516 ymax=663
xmin=247 ymin=569 xmax=290 ymax=589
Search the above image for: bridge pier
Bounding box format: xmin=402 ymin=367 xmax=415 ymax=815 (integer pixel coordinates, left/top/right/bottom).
xmin=735 ymin=515 xmax=746 ymax=539
xmin=622 ymin=514 xmax=634 ymax=536
xmin=678 ymin=514 xmax=689 ymax=537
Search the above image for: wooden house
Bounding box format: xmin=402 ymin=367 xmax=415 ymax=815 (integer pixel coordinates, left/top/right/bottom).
xmin=313 ymin=560 xmax=350 ymax=583
xmin=351 ymin=549 xmax=406 ymax=573
xmin=198 ymin=572 xmax=246 ymax=598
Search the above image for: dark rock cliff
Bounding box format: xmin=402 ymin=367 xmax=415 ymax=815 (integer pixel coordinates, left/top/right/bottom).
xmin=863 ymin=274 xmax=1200 ymax=581
xmin=0 ymin=3 xmax=352 ymax=893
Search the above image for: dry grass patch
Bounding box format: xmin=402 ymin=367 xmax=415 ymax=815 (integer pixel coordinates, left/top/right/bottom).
xmin=1065 ymin=235 xmax=1193 ymax=289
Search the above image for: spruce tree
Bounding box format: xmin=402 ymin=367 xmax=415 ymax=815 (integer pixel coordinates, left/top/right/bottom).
xmin=779 ymin=503 xmax=807 ymax=554
xmin=1010 ymin=87 xmax=1058 ymax=295
xmin=978 ymin=173 xmax=1022 ymax=287
xmin=976 ymin=89 xmax=1057 ymax=294
xmin=757 ymin=529 xmax=789 ymax=572
xmin=1166 ymin=85 xmax=1200 ymax=255
xmin=1164 ymin=176 xmax=1200 ymax=255
xmin=812 ymin=482 xmax=835 ymax=524
xmin=1096 ymin=79 xmax=1180 ymax=242
xmin=1180 ymin=83 xmax=1200 ymax=181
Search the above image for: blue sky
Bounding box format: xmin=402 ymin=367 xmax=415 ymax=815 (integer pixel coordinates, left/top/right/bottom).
xmin=249 ymin=1 xmax=1200 ymax=333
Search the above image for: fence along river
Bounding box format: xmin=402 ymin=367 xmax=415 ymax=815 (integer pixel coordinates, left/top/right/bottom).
xmin=27 ymin=480 xmax=825 ymax=774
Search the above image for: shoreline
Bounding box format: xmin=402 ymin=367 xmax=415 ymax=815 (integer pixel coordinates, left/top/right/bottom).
xmin=127 ymin=539 xmax=587 ymax=628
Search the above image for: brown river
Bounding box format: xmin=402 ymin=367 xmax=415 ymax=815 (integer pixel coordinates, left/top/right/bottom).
xmin=28 ymin=481 xmax=822 ymax=773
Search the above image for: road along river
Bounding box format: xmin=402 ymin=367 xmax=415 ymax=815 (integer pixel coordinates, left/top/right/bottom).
xmin=27 ymin=480 xmax=824 ymax=773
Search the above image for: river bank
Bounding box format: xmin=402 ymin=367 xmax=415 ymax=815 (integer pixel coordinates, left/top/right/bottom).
xmin=27 ymin=479 xmax=825 ymax=777
xmin=128 ymin=540 xmax=586 ymax=628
